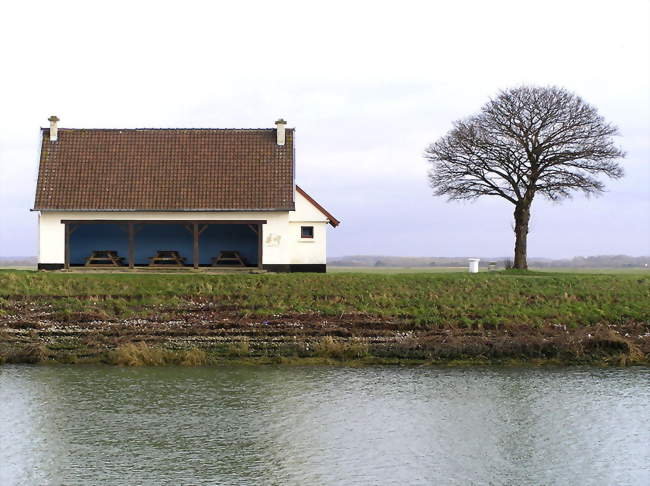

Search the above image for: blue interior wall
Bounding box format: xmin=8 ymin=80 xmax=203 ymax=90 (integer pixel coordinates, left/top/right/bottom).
xmin=69 ymin=223 xmax=258 ymax=266
xmin=134 ymin=224 xmax=193 ymax=264
xmin=200 ymin=224 xmax=258 ymax=265
xmin=70 ymin=224 xmax=129 ymax=264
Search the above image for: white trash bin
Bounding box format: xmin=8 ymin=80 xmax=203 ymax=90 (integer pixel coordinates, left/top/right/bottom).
xmin=468 ymin=258 xmax=480 ymax=273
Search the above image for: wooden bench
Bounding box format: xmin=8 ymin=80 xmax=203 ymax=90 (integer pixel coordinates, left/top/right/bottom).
xmin=148 ymin=250 xmax=186 ymax=267
xmin=85 ymin=250 xmax=124 ymax=267
xmin=211 ymin=250 xmax=247 ymax=267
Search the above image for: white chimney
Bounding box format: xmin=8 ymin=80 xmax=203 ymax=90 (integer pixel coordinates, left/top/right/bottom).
xmin=48 ymin=116 xmax=60 ymax=141
xmin=275 ymin=118 xmax=287 ymax=146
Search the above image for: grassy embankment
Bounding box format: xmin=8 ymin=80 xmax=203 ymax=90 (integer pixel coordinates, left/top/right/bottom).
xmin=0 ymin=269 xmax=648 ymax=366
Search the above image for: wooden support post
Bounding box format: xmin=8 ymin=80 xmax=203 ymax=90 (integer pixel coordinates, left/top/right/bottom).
xmin=257 ymin=223 xmax=263 ymax=269
xmin=128 ymin=223 xmax=134 ymax=268
xmin=64 ymin=223 xmax=70 ymax=269
xmin=193 ymin=223 xmax=199 ymax=269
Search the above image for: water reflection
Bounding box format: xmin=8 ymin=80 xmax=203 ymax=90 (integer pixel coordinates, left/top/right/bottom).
xmin=1 ymin=366 xmax=648 ymax=485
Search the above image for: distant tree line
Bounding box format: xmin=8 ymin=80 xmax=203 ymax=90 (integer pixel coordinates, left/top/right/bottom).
xmin=328 ymin=255 xmax=649 ymax=268
xmin=0 ymin=257 xmax=37 ymax=266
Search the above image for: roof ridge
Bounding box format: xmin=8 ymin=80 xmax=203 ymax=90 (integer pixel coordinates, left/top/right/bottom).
xmin=40 ymin=127 xmax=294 ymax=131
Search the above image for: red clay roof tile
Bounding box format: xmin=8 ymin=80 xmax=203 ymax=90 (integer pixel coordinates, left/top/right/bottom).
xmin=34 ymin=128 xmax=295 ymax=211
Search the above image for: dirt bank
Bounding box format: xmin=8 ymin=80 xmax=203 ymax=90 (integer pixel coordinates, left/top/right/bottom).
xmin=1 ymin=307 xmax=648 ymax=366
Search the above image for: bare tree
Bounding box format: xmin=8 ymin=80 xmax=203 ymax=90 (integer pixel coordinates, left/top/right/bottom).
xmin=424 ymin=86 xmax=625 ymax=269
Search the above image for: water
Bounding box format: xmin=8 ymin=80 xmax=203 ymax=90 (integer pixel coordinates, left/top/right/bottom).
xmin=1 ymin=365 xmax=648 ymax=485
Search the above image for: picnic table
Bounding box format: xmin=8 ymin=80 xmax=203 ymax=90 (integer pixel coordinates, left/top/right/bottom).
xmin=148 ymin=250 xmax=186 ymax=267
xmin=85 ymin=250 xmax=124 ymax=267
xmin=211 ymin=250 xmax=247 ymax=267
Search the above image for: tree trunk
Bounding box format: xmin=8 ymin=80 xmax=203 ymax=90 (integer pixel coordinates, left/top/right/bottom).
xmin=513 ymin=202 xmax=531 ymax=270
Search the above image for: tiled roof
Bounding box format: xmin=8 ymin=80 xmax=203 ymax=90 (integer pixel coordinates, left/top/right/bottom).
xmin=34 ymin=128 xmax=295 ymax=211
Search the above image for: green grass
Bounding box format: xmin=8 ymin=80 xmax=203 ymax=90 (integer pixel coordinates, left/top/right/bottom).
xmin=0 ymin=269 xmax=648 ymax=327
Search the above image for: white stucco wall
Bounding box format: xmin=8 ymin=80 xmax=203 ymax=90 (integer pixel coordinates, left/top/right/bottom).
xmin=38 ymin=189 xmax=331 ymax=265
xmin=287 ymin=189 xmax=328 ymax=264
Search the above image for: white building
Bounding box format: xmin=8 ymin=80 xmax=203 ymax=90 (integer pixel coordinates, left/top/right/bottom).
xmin=33 ymin=118 xmax=339 ymax=272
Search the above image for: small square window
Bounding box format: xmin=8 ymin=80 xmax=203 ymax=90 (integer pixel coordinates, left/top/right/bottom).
xmin=301 ymin=226 xmax=314 ymax=239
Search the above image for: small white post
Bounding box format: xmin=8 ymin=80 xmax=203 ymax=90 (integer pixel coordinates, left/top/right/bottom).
xmin=468 ymin=258 xmax=480 ymax=273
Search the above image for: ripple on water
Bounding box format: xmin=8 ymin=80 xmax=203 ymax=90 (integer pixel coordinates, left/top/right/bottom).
xmin=0 ymin=365 xmax=649 ymax=485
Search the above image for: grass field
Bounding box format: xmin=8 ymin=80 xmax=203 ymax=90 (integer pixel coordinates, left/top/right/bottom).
xmin=1 ymin=268 xmax=648 ymax=326
xmin=1 ymin=265 xmax=648 ymax=275
xmin=1 ymin=269 xmax=648 ymax=365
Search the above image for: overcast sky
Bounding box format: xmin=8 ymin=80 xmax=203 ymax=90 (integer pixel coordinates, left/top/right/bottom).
xmin=1 ymin=0 xmax=648 ymax=258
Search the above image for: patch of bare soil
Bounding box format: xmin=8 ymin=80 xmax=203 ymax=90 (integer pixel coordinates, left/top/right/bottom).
xmin=1 ymin=305 xmax=648 ymax=365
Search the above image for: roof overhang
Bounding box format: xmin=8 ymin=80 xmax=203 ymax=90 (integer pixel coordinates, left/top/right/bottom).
xmin=295 ymin=185 xmax=340 ymax=227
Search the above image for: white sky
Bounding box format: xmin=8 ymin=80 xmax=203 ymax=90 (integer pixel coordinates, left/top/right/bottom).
xmin=1 ymin=0 xmax=648 ymax=258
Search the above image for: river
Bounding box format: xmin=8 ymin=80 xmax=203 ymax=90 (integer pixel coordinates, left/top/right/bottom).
xmin=1 ymin=365 xmax=648 ymax=485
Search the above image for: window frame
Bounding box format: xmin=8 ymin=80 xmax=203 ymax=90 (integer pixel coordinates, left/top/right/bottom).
xmin=300 ymin=225 xmax=314 ymax=239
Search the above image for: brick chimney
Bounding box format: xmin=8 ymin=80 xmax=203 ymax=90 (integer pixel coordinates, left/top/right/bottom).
xmin=275 ymin=118 xmax=286 ymax=146
xmin=48 ymin=116 xmax=60 ymax=141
